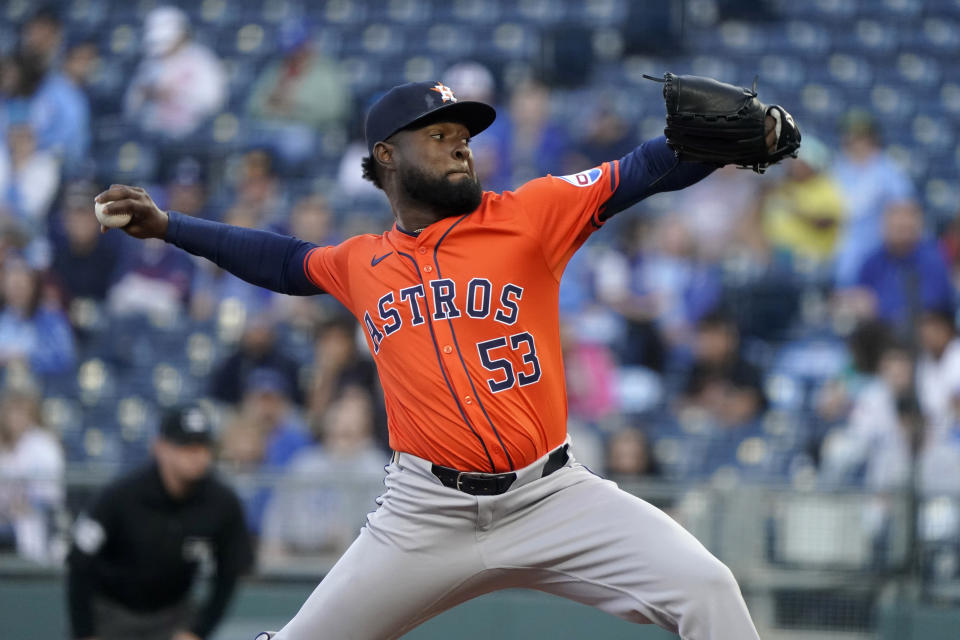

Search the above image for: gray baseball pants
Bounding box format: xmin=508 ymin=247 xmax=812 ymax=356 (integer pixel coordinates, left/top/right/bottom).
xmin=273 ymin=444 xmax=760 ymax=640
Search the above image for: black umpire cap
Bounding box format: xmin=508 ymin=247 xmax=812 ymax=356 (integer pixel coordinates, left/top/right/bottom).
xmin=364 ymin=81 xmax=497 ymax=154
xmin=159 ymin=404 xmax=214 ymax=445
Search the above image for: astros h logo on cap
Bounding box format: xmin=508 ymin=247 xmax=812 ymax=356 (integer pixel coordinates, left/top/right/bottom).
xmin=430 ymin=82 xmax=458 ymax=103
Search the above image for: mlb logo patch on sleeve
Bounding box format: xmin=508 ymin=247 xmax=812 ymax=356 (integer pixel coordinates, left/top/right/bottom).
xmin=558 ymin=167 xmax=602 ymax=187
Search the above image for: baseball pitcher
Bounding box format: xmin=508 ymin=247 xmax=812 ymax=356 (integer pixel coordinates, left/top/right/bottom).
xmin=96 ymin=75 xmax=799 ymax=639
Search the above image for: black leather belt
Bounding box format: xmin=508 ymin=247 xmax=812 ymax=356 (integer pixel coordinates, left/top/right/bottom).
xmin=431 ymin=444 xmax=569 ymax=496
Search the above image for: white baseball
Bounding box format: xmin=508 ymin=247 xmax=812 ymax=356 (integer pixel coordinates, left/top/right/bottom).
xmin=94 ymin=200 xmax=132 ymax=228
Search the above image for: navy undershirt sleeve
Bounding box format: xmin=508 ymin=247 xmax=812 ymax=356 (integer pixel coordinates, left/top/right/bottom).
xmin=600 ymin=136 xmax=716 ymax=221
xmin=164 ymin=212 xmax=323 ymax=296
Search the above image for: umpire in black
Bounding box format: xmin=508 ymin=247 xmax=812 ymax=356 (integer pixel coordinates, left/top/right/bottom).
xmin=68 ymin=404 xmax=253 ymax=640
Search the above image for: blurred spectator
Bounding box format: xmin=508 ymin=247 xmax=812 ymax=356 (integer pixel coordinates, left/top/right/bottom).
xmin=676 ymin=165 xmax=762 ymax=263
xmin=107 ymin=236 xmax=196 ymax=317
xmin=570 ymin=104 xmax=637 ymax=169
xmin=832 ymin=110 xmax=914 ymax=287
xmin=286 ymin=193 xmax=339 ymax=245
xmin=916 ymin=307 xmax=960 ymax=434
xmin=335 ymin=93 xmax=384 ymax=201
xmin=825 ymin=391 xmax=960 ymax=568
xmin=679 ymin=311 xmax=767 ymax=427
xmin=190 ymin=203 xmax=276 ymax=320
xmin=0 ymin=119 xmax=61 ymax=244
xmin=938 ymin=205 xmax=960 ymax=291
xmin=828 ymin=392 xmax=960 ymax=500
xmin=124 ymin=6 xmax=227 ymax=140
xmin=272 ymin=195 xmax=343 ymax=326
xmin=0 ymin=256 xmax=75 ymax=375
xmin=502 ymin=80 xmax=575 ymax=188
xmin=606 ymin=427 xmax=659 ymax=478
xmin=50 ymin=180 xmax=123 ymax=303
xmin=820 ymin=341 xmax=915 ymax=486
xmin=0 ymin=379 xmax=64 ymax=563
xmin=816 ymin=320 xmax=892 ymax=425
xmin=28 ymin=38 xmax=96 ymax=167
xmin=308 ymin=316 xmax=383 ymax=446
xmin=67 ymin=404 xmax=253 ymax=640
xmin=597 ymin=216 xmax=720 ymax=368
xmin=209 ymin=316 xmax=304 ymax=407
xmin=161 ymin=155 xmax=210 ymax=218
xmin=2 ymin=11 xmax=93 ymax=167
xmin=225 ymin=148 xmax=288 ymax=230
xmin=18 ymin=8 xmax=63 ymax=72
xmin=847 ymin=200 xmax=953 ymax=335
xmin=761 ymin=136 xmax=846 ymax=274
xmin=260 ymin=387 xmax=385 ymax=566
xmin=227 ymin=368 xmax=311 ymax=534
xmin=561 ymin=319 xmax=619 ymax=425
xmin=246 ymin=19 xmax=348 ymax=167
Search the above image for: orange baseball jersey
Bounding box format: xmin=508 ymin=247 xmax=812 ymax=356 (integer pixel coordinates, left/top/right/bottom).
xmin=303 ymin=162 xmax=620 ymax=472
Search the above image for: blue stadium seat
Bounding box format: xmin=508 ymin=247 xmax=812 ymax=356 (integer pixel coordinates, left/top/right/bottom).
xmin=924 ymin=177 xmax=960 ymax=220
xmin=851 ymin=18 xmax=901 ymax=55
xmin=903 ymin=16 xmax=960 ymax=57
xmin=382 ymin=0 xmax=434 ymax=25
xmin=76 ymin=358 xmax=120 ymax=409
xmin=893 ymin=51 xmax=943 ymax=87
xmin=822 ymin=54 xmax=874 ymax=89
xmin=873 ymin=0 xmax=925 ymax=20
xmin=339 ymin=57 xmax=384 ymax=94
xmin=772 ymin=21 xmax=832 ymax=58
xmin=317 ymin=0 xmax=371 ymax=25
xmin=65 ymin=0 xmax=110 ymax=29
xmin=94 ymin=140 xmax=160 ymax=185
xmin=911 ymin=114 xmax=955 ymax=152
xmin=868 ymin=82 xmax=918 ymax=121
xmin=80 ymin=426 xmax=124 ymax=463
xmin=3 ymin=0 xmax=33 ymax=23
xmin=225 ymin=22 xmax=278 ymax=59
xmin=442 ymin=0 xmax=503 ymax=24
xmin=756 ymin=55 xmax=807 ymax=90
xmin=568 ymin=0 xmax=628 ymax=27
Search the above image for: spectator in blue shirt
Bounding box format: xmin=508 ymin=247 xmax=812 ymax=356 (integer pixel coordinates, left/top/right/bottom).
xmin=832 ymin=110 xmax=914 ymax=287
xmin=2 ymin=11 xmax=92 ymax=169
xmin=29 ymin=39 xmax=96 ymax=167
xmin=0 ymin=256 xmax=75 ymax=376
xmin=853 ymin=200 xmax=954 ymax=336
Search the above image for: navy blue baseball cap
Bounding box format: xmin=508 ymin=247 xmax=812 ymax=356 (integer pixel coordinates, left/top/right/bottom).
xmin=364 ymin=81 xmax=497 ymax=154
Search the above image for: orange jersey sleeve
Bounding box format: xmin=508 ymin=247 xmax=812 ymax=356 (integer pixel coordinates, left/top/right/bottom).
xmin=510 ymin=161 xmax=620 ymax=279
xmin=302 ymin=235 xmax=370 ymax=308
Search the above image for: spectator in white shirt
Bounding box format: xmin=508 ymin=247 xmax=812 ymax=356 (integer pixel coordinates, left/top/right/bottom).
xmin=820 ymin=341 xmax=914 ymax=486
xmin=916 ymin=307 xmax=960 ymax=435
xmin=0 ymin=379 xmax=65 ymax=563
xmin=124 ymin=6 xmax=227 ymax=140
xmin=0 ymin=120 xmax=60 ymax=254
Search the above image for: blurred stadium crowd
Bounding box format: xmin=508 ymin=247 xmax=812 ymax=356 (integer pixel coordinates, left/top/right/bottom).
xmin=0 ymin=0 xmax=959 ymax=598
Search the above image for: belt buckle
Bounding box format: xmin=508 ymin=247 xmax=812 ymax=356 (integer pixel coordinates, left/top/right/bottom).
xmin=456 ymin=471 xmax=485 ymax=493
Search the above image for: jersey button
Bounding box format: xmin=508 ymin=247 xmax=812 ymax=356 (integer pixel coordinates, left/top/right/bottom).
xmin=418 ymin=247 xmax=427 ymax=254
xmin=443 ymin=345 xmax=453 ymax=354
xmin=464 ymin=395 xmax=472 ymax=404
xmin=423 ymin=265 xmax=433 ymax=273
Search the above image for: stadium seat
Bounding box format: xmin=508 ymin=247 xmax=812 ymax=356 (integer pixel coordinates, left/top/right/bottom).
xmin=894 ymin=51 xmax=943 ymax=86
xmin=383 ymin=0 xmax=433 ymax=24
xmin=94 ymin=140 xmax=160 ymax=185
xmin=152 ymin=363 xmax=190 ymax=407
